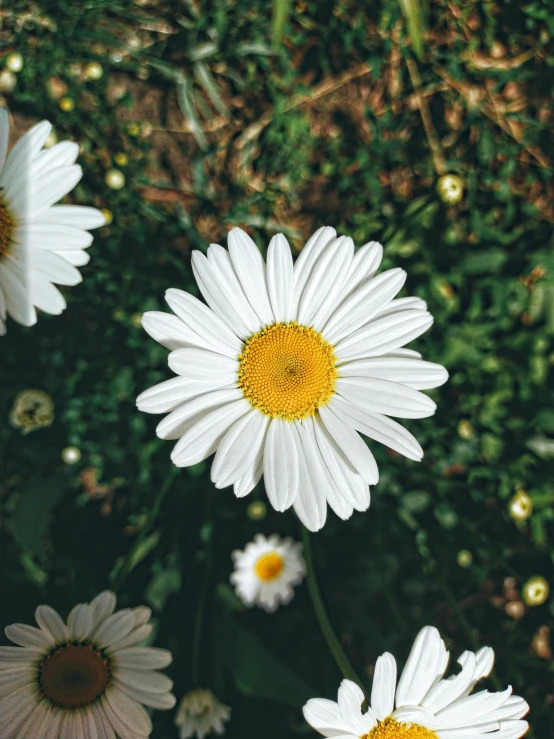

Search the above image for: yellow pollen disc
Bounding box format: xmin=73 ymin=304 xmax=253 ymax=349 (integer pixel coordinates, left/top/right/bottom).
xmin=0 ymin=197 xmax=15 ymax=258
xmin=255 ymin=551 xmax=284 ymax=581
xmin=363 ymin=718 xmax=438 ymax=739
xmin=238 ymin=322 xmax=337 ymax=420
xmin=40 ymin=643 xmax=111 ymax=709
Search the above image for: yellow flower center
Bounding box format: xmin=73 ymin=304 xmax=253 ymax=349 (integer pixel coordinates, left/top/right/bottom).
xmin=363 ymin=718 xmax=438 ymax=739
xmin=40 ymin=643 xmax=111 ymax=709
xmin=0 ymin=196 xmax=15 ymax=258
xmin=238 ymin=322 xmax=337 ymax=420
xmin=255 ymin=552 xmax=284 ymax=581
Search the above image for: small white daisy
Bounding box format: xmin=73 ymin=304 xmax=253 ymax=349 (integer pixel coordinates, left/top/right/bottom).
xmin=230 ymin=533 xmax=306 ymax=612
xmin=0 ymin=109 xmax=105 ymax=334
xmin=0 ymin=590 xmax=176 ymax=739
xmin=303 ymin=625 xmax=529 ymax=739
xmin=137 ymin=226 xmax=448 ymax=531
xmin=175 ymin=688 xmax=231 ymax=739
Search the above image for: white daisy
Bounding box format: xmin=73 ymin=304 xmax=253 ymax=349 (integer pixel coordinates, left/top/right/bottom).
xmin=303 ymin=625 xmax=529 ymax=739
xmin=230 ymin=533 xmax=306 ymax=612
xmin=137 ymin=226 xmax=448 ymax=531
xmin=0 ymin=590 xmax=176 ymax=739
xmin=0 ymin=109 xmax=105 ymax=334
xmin=175 ymin=688 xmax=231 ymax=739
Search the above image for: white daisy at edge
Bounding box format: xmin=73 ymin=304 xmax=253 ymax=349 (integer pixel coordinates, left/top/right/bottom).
xmin=137 ymin=226 xmax=448 ymax=531
xmin=0 ymin=109 xmax=105 ymax=334
xmin=303 ymin=625 xmax=529 ymax=739
xmin=230 ymin=533 xmax=306 ymax=612
xmin=0 ymin=590 xmax=176 ymax=739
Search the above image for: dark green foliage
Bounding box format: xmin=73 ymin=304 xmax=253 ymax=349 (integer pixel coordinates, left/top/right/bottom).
xmin=1 ymin=1 xmax=553 ymax=737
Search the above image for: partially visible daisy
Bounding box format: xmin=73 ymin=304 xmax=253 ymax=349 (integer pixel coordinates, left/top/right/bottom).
xmin=175 ymin=688 xmax=231 ymax=739
xmin=230 ymin=533 xmax=306 ymax=612
xmin=0 ymin=109 xmax=105 ymax=334
xmin=137 ymin=226 xmax=448 ymax=531
xmin=303 ymin=625 xmax=529 ymax=739
xmin=0 ymin=590 xmax=176 ymax=739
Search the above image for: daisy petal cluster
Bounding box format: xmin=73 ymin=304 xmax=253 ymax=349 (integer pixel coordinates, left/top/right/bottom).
xmin=230 ymin=533 xmax=306 ymax=612
xmin=0 ymin=110 xmax=105 ymax=334
xmin=175 ymin=688 xmax=231 ymax=739
xmin=303 ymin=626 xmax=529 ymax=739
xmin=138 ymin=226 xmax=447 ymax=531
xmin=0 ymin=590 xmax=175 ymax=739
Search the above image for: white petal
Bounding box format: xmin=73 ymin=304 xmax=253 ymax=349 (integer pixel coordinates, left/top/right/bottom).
xmin=38 ymin=205 xmax=106 ymax=229
xmin=345 ymin=241 xmax=383 ymax=293
xmin=1 ymin=120 xmax=51 ymax=187
xmin=392 ymin=705 xmax=436 ymax=727
xmin=93 ymin=611 xmax=136 ymax=649
xmin=32 ymin=141 xmax=79 ymax=173
xmin=137 ymin=377 xmax=229 ymax=415
xmin=396 ymin=626 xmax=449 ymax=709
xmin=0 ymin=108 xmax=9 ymax=173
xmin=67 ymin=604 xmax=94 ymax=641
xmin=89 ymin=591 xmax=117 ymax=628
xmin=423 ymin=651 xmax=476 ymax=714
xmin=335 ymin=310 xmax=433 ymax=362
xmin=376 ymin=296 xmax=427 ymax=318
xmin=102 ymin=687 xmax=153 ymax=739
xmin=113 ymin=680 xmax=176 ymax=710
xmin=165 ymin=288 xmax=243 ymax=356
xmin=113 ymin=646 xmax=172 ymax=671
xmin=30 ymin=250 xmax=82 ymax=286
xmin=292 ymin=423 xmax=327 ymax=532
xmin=156 ymin=388 xmax=244 ymax=440
xmin=116 ymin=668 xmax=173 ymax=694
xmin=297 ymin=236 xmax=353 ymax=328
xmin=30 ymin=277 xmax=66 ymax=315
xmin=168 ymin=347 xmax=238 ymax=382
xmin=234 ymin=456 xmax=264 ymax=498
xmin=171 ymin=398 xmax=251 ymax=467
xmin=312 ymin=416 xmax=370 ymax=512
xmin=192 ymin=249 xmax=260 ymax=339
xmin=303 ymin=697 xmax=360 ymax=738
xmin=329 ymin=396 xmax=423 ymax=461
xmin=371 ymin=652 xmax=397 ymax=721
xmin=267 ymin=233 xmax=294 ymax=322
xmin=337 ymin=680 xmax=376 ymax=734
xmin=319 ymin=404 xmax=379 ymax=485
xmin=338 ymin=357 xmax=448 ymax=390
xmin=4 ymin=624 xmax=53 ymax=649
xmin=16 ymin=223 xmax=93 ymax=250
xmin=434 ymin=687 xmax=512 ymax=729
xmin=0 ymin=261 xmax=36 ymax=327
xmin=58 ymin=249 xmax=89 ymax=266
xmin=335 ymin=377 xmax=436 ymax=419
xmin=263 ymin=418 xmax=300 ymax=511
xmin=211 ymin=409 xmax=269 ymax=489
xmin=34 ymin=606 xmax=69 ymax=642
xmin=142 ymin=310 xmax=219 ymax=353
xmin=228 ymin=228 xmax=274 ymax=325
xmin=0 ymin=646 xmax=44 ymax=663
xmin=293 ymin=226 xmax=337 ymax=311
xmin=322 ymin=268 xmax=406 ymax=345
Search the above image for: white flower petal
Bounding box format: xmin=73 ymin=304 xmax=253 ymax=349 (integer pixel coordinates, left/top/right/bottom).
xmin=233 ymin=455 xmax=264 ymax=498
xmin=165 ymin=288 xmax=243 ymax=357
xmin=323 ymin=268 xmax=406 ymax=345
xmin=16 ymin=223 xmax=93 ymax=250
xmin=263 ymin=418 xmax=300 ymax=511
xmin=423 ymin=651 xmax=476 ymax=714
xmin=4 ymin=624 xmax=54 ymax=650
xmin=0 ymin=261 xmax=36 ymax=327
xmin=292 ymin=423 xmax=327 ymax=532
xmin=396 ymin=626 xmax=449 ymax=709
xmin=67 ymin=604 xmax=94 ymax=641
xmin=34 ymin=606 xmax=69 ymax=643
xmin=337 ymin=680 xmax=376 ymax=734
xmin=0 ymin=108 xmax=9 ymax=173
xmin=1 ymin=120 xmax=51 ymax=187
xmin=338 ymin=357 xmax=448 ymax=390
xmin=156 ymin=388 xmax=244 ymax=440
xmin=267 ymin=233 xmax=295 ymax=322
xmin=336 ymin=377 xmax=437 ymax=419
xmin=371 ymin=652 xmax=397 ymax=721
xmin=94 ymin=610 xmax=136 ymax=649
xmin=142 ymin=311 xmax=217 ymax=353
xmin=303 ymin=697 xmax=357 ymax=738
xmin=137 ymin=377 xmax=228 ymax=415
xmin=319 ymin=404 xmax=379 ymax=485
xmin=434 ymin=687 xmax=512 ymax=729
xmin=392 ymin=705 xmax=435 ymax=727
xmin=329 ymin=396 xmax=424 ymax=461
xmin=30 ymin=249 xmax=82 ymax=286
xmin=171 ymin=398 xmax=251 ymax=467
xmin=116 ymin=668 xmax=173 ymax=694
xmin=228 ymin=227 xmax=274 ymax=325
xmin=38 ymin=205 xmax=106 ymax=229
xmin=168 ymin=347 xmax=238 ymax=382
xmin=30 ymin=277 xmax=66 ymax=315
xmin=335 ymin=310 xmax=433 ymax=363
xmin=113 ymin=647 xmax=172 ymax=671
xmin=293 ymin=226 xmax=337 ymax=311
xmin=102 ymin=688 xmax=153 ymax=739
xmin=211 ymin=409 xmax=269 ymax=489
xmin=89 ymin=591 xmax=117 ymax=629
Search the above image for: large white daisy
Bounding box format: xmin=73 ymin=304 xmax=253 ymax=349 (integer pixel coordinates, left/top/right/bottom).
xmin=0 ymin=109 xmax=105 ymax=334
xmin=230 ymin=533 xmax=306 ymax=612
xmin=0 ymin=590 xmax=176 ymax=739
xmin=137 ymin=226 xmax=448 ymax=531
xmin=303 ymin=626 xmax=529 ymax=739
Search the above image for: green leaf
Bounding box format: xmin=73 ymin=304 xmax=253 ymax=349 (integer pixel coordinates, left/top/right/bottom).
xmin=398 ymin=0 xmax=426 ymax=60
xmin=462 ymin=249 xmax=508 ymax=274
xmin=216 ymin=604 xmax=316 ymax=707
xmin=272 ymin=0 xmax=292 ymax=47
xmin=11 ymin=474 xmax=67 ymax=557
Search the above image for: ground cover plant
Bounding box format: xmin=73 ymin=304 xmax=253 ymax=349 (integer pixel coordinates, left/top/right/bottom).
xmin=0 ymin=1 xmax=553 ymax=737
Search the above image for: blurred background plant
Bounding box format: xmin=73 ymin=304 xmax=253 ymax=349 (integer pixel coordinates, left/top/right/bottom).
xmin=1 ymin=0 xmax=554 ymax=737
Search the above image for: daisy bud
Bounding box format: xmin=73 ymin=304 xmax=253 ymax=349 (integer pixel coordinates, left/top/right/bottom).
xmin=457 ymin=549 xmax=472 ymax=567
xmin=458 ymin=420 xmax=474 ymax=439
xmin=62 ymin=446 xmax=81 ymax=464
xmin=105 ymin=169 xmax=125 ymax=189
xmin=175 ymin=689 xmax=231 ymax=739
xmin=85 ymin=61 xmax=103 ymax=80
xmin=59 ymin=96 xmax=75 ymax=112
xmin=509 ymin=490 xmax=533 ymax=521
xmin=505 ymin=600 xmax=525 ymax=619
xmin=10 ymin=389 xmax=54 ymax=434
xmin=114 ymin=152 xmax=128 ymax=167
xmin=247 ymin=501 xmax=267 ymax=520
xmin=523 ymin=576 xmax=550 ymax=607
xmin=437 ymin=173 xmax=464 ymax=205
xmin=0 ymin=69 xmax=17 ymax=92
xmin=5 ymin=52 xmax=24 ymax=73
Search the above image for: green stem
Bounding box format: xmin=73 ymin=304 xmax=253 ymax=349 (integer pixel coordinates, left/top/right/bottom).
xmin=301 ymin=527 xmax=366 ymax=692
xmin=111 ymin=467 xmax=178 ymax=592
xmin=192 ymin=527 xmax=214 ymax=686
